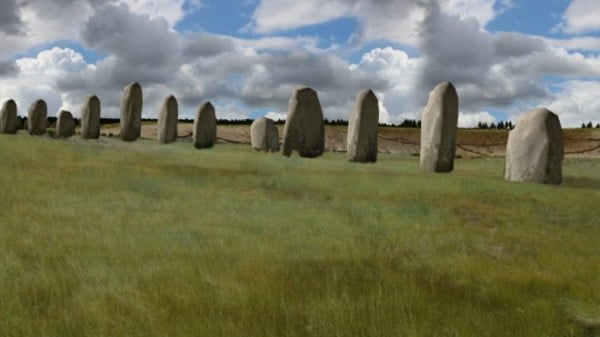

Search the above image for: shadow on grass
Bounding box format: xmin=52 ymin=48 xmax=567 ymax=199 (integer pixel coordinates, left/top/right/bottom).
xmin=562 ymin=176 xmax=600 ymax=190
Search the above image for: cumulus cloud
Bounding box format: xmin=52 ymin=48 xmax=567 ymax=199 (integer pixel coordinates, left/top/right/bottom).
xmin=0 ymin=47 xmax=94 ymax=117
xmin=250 ymin=0 xmax=503 ymax=45
xmin=417 ymin=2 xmax=600 ymax=119
xmin=543 ymin=81 xmax=600 ymax=127
xmin=559 ymin=0 xmax=600 ymax=34
xmin=1 ymin=0 xmax=600 ymax=128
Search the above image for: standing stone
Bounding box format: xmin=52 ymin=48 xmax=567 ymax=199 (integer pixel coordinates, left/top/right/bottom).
xmin=0 ymin=99 xmax=19 ymax=134
xmin=157 ymin=95 xmax=178 ymax=144
xmin=120 ymin=82 xmax=142 ymax=141
xmin=505 ymin=108 xmax=563 ymax=185
xmin=81 ymin=95 xmax=101 ymax=139
xmin=419 ymin=81 xmax=459 ymax=172
xmin=347 ymin=89 xmax=379 ymax=163
xmin=28 ymin=99 xmax=47 ymax=135
xmin=193 ymin=102 xmax=217 ymax=149
xmin=282 ymin=86 xmax=325 ymax=158
xmin=22 ymin=118 xmax=28 ymax=130
xmin=56 ymin=110 xmax=75 ymax=138
xmin=251 ymin=117 xmax=280 ymax=152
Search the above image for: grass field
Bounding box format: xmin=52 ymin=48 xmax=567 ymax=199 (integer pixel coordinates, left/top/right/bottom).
xmin=0 ymin=133 xmax=599 ymax=337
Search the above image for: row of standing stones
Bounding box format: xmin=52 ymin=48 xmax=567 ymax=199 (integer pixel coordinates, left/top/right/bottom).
xmin=0 ymin=81 xmax=564 ymax=185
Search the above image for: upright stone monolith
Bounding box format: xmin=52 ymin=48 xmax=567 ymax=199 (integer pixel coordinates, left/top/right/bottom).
xmin=0 ymin=99 xmax=19 ymax=134
xmin=505 ymin=108 xmax=563 ymax=185
xmin=56 ymin=110 xmax=75 ymax=138
xmin=419 ymin=82 xmax=459 ymax=172
xmin=251 ymin=117 xmax=279 ymax=152
xmin=193 ymin=102 xmax=216 ymax=149
xmin=158 ymin=95 xmax=178 ymax=144
xmin=81 ymin=95 xmax=101 ymax=139
xmin=120 ymin=82 xmax=142 ymax=141
xmin=28 ymin=99 xmax=47 ymax=135
xmin=282 ymin=86 xmax=325 ymax=158
xmin=347 ymin=89 xmax=379 ymax=163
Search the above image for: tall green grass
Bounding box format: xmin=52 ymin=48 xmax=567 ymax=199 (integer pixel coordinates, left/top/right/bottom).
xmin=0 ymin=133 xmax=599 ymax=337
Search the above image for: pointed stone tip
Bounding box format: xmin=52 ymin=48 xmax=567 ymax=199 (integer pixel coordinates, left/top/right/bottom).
xmin=435 ymin=81 xmax=455 ymax=90
xmin=200 ymin=101 xmax=214 ymax=110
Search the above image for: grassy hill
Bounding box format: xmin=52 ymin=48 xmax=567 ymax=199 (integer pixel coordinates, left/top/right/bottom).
xmin=0 ymin=133 xmax=599 ymax=337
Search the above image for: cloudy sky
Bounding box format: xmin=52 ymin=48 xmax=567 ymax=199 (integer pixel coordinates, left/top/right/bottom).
xmin=0 ymin=0 xmax=599 ymax=127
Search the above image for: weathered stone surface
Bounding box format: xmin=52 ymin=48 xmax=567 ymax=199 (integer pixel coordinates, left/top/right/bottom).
xmin=419 ymin=81 xmax=459 ymax=172
xmin=347 ymin=89 xmax=379 ymax=163
xmin=81 ymin=95 xmax=101 ymax=139
xmin=505 ymin=108 xmax=563 ymax=185
xmin=282 ymin=86 xmax=325 ymax=158
xmin=27 ymin=99 xmax=47 ymax=135
xmin=120 ymin=82 xmax=142 ymax=141
xmin=193 ymin=102 xmax=217 ymax=149
xmin=56 ymin=110 xmax=75 ymax=138
xmin=157 ymin=95 xmax=178 ymax=144
xmin=251 ymin=117 xmax=280 ymax=152
xmin=0 ymin=99 xmax=19 ymax=134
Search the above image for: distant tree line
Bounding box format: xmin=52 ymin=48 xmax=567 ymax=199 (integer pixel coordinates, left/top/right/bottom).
xmin=581 ymin=121 xmax=600 ymax=128
xmin=476 ymin=120 xmax=514 ymax=130
xmin=26 ymin=116 xmax=598 ymax=129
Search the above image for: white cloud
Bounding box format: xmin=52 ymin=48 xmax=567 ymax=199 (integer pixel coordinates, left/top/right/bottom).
xmin=543 ymin=80 xmax=600 ymax=127
xmin=559 ymin=0 xmax=600 ymax=34
xmin=0 ymin=47 xmax=94 ymax=117
xmin=249 ymin=0 xmax=351 ymax=34
xmin=351 ymin=47 xmax=424 ymax=123
xmin=117 ymin=0 xmax=187 ymax=27
xmin=250 ymin=0 xmax=504 ymax=46
xmin=458 ymin=111 xmax=496 ymax=127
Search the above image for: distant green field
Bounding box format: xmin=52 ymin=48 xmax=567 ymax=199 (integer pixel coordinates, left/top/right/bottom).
xmin=1 ymin=133 xmax=599 ymax=337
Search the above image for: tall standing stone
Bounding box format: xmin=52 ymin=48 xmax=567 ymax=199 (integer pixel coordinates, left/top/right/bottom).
xmin=157 ymin=95 xmax=178 ymax=144
xmin=193 ymin=102 xmax=217 ymax=149
xmin=505 ymin=108 xmax=563 ymax=185
xmin=28 ymin=99 xmax=47 ymax=135
xmin=81 ymin=95 xmax=101 ymax=139
xmin=251 ymin=117 xmax=280 ymax=152
xmin=282 ymin=86 xmax=325 ymax=158
xmin=56 ymin=110 xmax=75 ymax=138
xmin=120 ymin=82 xmax=142 ymax=141
xmin=0 ymin=99 xmax=19 ymax=134
xmin=420 ymin=81 xmax=459 ymax=172
xmin=347 ymin=89 xmax=379 ymax=163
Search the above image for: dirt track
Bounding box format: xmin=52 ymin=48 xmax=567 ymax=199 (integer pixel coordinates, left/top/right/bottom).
xmin=98 ymin=123 xmax=600 ymax=158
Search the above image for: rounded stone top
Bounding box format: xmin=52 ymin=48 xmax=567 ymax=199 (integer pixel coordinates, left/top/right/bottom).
xmin=166 ymin=94 xmax=176 ymax=101
xmin=3 ymin=99 xmax=17 ymax=108
xmin=31 ymin=99 xmax=47 ymax=108
xmin=58 ymin=110 xmax=72 ymax=116
xmin=87 ymin=95 xmax=100 ymax=102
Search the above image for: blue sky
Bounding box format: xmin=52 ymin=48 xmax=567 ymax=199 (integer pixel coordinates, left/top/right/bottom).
xmin=0 ymin=0 xmax=599 ymax=127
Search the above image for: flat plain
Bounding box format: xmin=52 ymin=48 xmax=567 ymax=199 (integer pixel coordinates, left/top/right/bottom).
xmin=0 ymin=130 xmax=599 ymax=337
